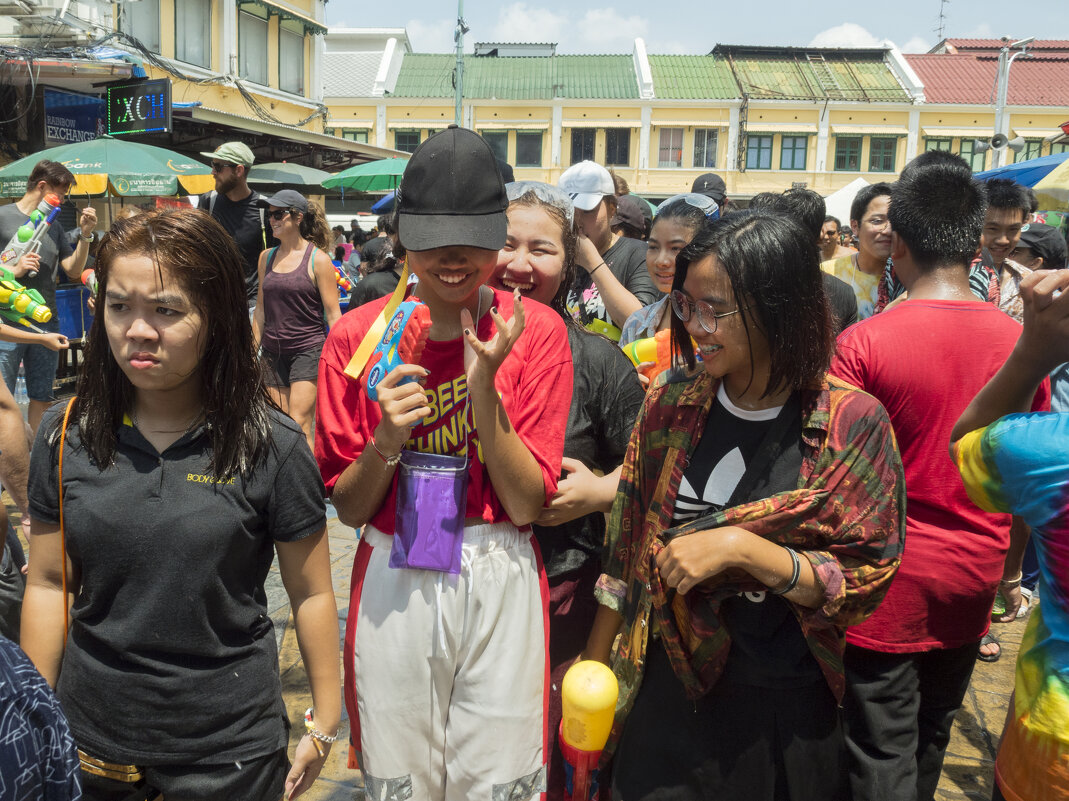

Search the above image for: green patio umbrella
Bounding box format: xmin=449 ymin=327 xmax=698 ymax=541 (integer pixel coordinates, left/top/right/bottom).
xmin=248 ymin=161 xmax=331 ymax=188
xmin=0 ymin=135 xmax=214 ymax=198
xmin=322 ymin=157 xmax=409 ymax=193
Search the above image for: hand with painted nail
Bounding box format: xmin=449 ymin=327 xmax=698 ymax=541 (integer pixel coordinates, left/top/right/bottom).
xmin=372 ymin=363 xmax=431 ymax=454
xmin=461 ymin=288 xmax=526 ymax=393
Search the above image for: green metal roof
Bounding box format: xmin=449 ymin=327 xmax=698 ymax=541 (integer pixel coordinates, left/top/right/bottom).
xmin=647 ymin=56 xmax=739 ymax=99
xmin=389 ymin=54 xmax=640 ymax=100
xmin=712 ymin=47 xmax=910 ymax=102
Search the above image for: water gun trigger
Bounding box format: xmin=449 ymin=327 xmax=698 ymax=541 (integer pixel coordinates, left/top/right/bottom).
xmin=364 ymin=300 xmax=431 ymax=402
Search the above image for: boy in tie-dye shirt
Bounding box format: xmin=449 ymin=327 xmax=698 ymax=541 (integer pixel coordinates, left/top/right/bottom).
xmin=952 ymin=268 xmax=1069 ymax=801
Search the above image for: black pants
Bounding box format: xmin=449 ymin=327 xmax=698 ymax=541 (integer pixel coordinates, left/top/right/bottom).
xmin=842 ymin=641 xmax=979 ymax=801
xmin=611 ymin=643 xmax=847 ymax=801
xmin=79 ymin=748 xmax=289 ymax=801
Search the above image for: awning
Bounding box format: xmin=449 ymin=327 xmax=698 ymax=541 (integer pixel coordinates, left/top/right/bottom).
xmin=326 ymin=119 xmax=376 ymax=129
xmin=181 ymin=106 xmax=401 ymax=162
xmin=387 ymin=120 xmax=454 ymax=130
xmin=563 ymin=120 xmax=643 ymax=128
xmin=650 ymin=120 xmax=730 ymax=128
xmin=473 ymin=121 xmax=551 ymax=130
xmin=744 ymin=122 xmax=818 ymax=133
xmin=1013 ymin=128 xmax=1063 ymax=140
xmin=831 ymin=125 xmax=909 ymax=136
xmin=238 ymin=0 xmax=328 ymax=35
xmin=921 ymin=127 xmax=990 ymax=139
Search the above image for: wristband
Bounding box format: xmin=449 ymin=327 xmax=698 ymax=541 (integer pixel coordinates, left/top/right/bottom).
xmin=78 ymin=232 xmax=93 ymax=242
xmin=590 ymin=262 xmax=607 ymax=277
xmin=999 ymin=573 xmax=1023 ymax=587
xmin=770 ymin=546 xmax=801 ymax=596
xmin=369 ymin=436 xmax=401 ymax=467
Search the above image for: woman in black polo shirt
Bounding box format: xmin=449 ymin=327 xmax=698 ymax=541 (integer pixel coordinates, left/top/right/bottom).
xmin=21 ymin=208 xmax=340 ymax=801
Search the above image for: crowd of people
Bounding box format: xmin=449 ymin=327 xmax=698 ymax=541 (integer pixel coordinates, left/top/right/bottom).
xmin=0 ymin=125 xmax=1067 ymax=801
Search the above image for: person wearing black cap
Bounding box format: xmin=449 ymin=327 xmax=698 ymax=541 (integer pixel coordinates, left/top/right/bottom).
xmin=252 ymin=189 xmax=341 ymax=452
xmin=316 ymin=126 xmax=572 ymax=800
xmin=692 ymin=171 xmax=730 ymax=212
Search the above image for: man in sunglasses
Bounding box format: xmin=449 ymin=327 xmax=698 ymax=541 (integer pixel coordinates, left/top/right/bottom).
xmin=198 ymin=142 xmax=276 ymax=311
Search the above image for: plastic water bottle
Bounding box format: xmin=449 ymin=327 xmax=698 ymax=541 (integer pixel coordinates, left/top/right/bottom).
xmin=15 ymin=372 xmax=28 ymax=419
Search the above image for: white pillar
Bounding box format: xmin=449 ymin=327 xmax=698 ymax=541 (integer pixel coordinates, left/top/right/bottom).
xmin=727 ymin=105 xmax=740 ymax=171
xmin=638 ymin=105 xmax=651 ymax=170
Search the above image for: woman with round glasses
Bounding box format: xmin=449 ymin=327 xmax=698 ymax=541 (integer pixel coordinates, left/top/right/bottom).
xmin=620 ymin=193 xmax=719 ymax=348
xmin=490 ymin=181 xmax=645 ymax=799
xmin=253 ymin=190 xmax=342 ymax=451
xmin=585 ymin=210 xmax=905 ymax=801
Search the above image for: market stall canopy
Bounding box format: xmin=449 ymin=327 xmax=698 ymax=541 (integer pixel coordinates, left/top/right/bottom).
xmin=1034 ymin=158 xmax=1069 ymax=211
xmin=248 ymin=162 xmax=332 ymax=188
xmin=974 ymin=152 xmax=1069 ymax=188
xmin=0 ymin=136 xmax=215 ymax=197
xmin=322 ymin=157 xmax=410 ymax=193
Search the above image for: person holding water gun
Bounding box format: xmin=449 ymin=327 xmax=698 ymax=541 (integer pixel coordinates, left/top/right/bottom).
xmin=316 ymin=127 xmax=572 ymax=801
xmin=0 ymin=161 xmax=93 ymax=435
xmin=558 ymin=161 xmax=659 ymax=342
xmin=252 ymin=189 xmax=341 ymax=452
xmin=619 ymin=194 xmax=719 ymax=386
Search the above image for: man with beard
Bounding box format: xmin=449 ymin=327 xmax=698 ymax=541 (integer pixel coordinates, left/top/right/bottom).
xmin=821 ymin=183 xmax=893 ymax=319
xmin=198 ymin=142 xmax=276 ymax=310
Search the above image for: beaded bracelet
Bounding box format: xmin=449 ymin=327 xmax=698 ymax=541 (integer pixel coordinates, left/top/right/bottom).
xmin=770 ymin=546 xmax=801 ymax=596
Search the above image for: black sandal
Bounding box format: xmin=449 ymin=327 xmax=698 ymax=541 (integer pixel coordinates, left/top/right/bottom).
xmin=978 ymin=632 xmax=1001 ymax=663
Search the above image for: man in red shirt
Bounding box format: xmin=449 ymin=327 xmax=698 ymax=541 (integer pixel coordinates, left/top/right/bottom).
xmin=829 ymin=156 xmax=1050 ymax=801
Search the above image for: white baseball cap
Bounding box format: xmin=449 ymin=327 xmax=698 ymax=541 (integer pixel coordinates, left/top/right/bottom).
xmin=558 ymin=161 xmax=614 ymax=211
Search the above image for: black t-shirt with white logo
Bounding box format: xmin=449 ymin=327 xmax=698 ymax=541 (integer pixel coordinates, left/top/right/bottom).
xmin=672 ymin=384 xmax=822 ymax=688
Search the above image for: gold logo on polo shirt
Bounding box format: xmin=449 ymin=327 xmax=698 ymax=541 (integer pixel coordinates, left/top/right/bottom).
xmin=186 ymin=473 xmax=235 ymax=485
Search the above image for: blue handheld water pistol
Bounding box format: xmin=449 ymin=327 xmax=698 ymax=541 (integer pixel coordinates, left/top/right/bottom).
xmin=364 ymin=299 xmax=431 ymax=401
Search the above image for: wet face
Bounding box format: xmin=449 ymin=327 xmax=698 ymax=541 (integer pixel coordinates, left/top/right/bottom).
xmin=853 ymin=196 xmax=892 ymax=262
xmin=982 ymin=207 xmax=1028 ymax=267
xmin=680 ymin=254 xmax=771 ymax=399
xmin=104 ymin=254 xmax=206 ymax=397
xmin=492 ymin=204 xmax=566 ymax=306
xmin=646 ymin=218 xmax=698 ymax=294
xmin=408 ymin=245 xmax=499 ymax=309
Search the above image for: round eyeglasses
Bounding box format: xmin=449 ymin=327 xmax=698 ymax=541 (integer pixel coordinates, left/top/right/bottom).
xmin=670 ymin=290 xmax=742 ymax=333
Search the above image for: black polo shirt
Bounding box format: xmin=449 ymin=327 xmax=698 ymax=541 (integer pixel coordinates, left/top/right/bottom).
xmin=28 ymin=407 xmax=326 ymax=764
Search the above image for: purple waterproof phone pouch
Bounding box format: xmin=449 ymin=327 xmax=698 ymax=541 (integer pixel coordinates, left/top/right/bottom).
xmin=390 ymin=450 xmax=469 ymax=574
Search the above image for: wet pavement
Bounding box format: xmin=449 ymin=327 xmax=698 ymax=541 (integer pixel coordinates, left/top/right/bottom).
xmin=273 ymin=505 xmax=1026 ymax=801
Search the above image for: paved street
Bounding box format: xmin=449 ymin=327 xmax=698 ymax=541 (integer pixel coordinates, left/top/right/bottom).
xmin=273 ymin=505 xmax=1026 ymax=801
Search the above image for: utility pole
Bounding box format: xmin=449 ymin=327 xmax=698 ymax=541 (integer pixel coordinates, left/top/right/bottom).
xmin=992 ymin=36 xmax=1034 ymax=168
xmin=454 ymin=0 xmax=469 ymax=127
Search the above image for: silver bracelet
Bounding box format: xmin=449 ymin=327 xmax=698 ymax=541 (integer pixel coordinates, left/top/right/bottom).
xmin=770 ymin=546 xmax=801 ymax=596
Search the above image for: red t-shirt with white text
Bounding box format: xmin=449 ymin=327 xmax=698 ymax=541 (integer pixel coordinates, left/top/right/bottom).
xmin=830 ymin=299 xmax=1049 ymax=652
xmin=316 ymin=288 xmax=573 ymax=532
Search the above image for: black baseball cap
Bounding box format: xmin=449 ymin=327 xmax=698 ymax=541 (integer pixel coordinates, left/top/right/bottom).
xmin=691 ymin=172 xmax=727 ymax=203
xmin=257 ymin=189 xmax=308 ymax=212
xmin=1018 ymin=223 xmax=1068 ymax=268
xmin=397 ymin=125 xmax=507 ymax=252
xmin=612 ymin=194 xmax=646 ymax=231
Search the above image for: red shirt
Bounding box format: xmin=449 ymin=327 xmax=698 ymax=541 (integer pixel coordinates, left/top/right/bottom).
xmin=316 ymin=288 xmax=573 ymax=532
xmin=830 ymin=298 xmax=1049 ymax=652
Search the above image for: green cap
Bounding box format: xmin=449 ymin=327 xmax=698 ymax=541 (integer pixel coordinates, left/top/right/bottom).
xmin=200 ymin=142 xmax=255 ymax=168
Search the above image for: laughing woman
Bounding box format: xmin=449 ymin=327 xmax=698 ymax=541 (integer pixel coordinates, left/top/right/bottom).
xmin=253 ymin=190 xmax=342 ymax=452
xmin=585 ymin=210 xmax=906 ymax=801
xmin=21 ymin=209 xmax=339 ymax=801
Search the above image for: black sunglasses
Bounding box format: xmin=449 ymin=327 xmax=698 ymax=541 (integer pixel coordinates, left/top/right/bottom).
xmin=210 ymin=160 xmax=235 ymax=172
xmin=268 ymin=209 xmax=295 ymax=221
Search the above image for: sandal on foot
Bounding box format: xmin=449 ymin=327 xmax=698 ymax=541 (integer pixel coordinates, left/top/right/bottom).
xmin=978 ymin=632 xmax=1001 ymax=663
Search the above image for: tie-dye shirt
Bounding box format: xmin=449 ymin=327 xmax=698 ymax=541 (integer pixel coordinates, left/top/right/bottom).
xmin=954 ymin=412 xmax=1069 ymax=801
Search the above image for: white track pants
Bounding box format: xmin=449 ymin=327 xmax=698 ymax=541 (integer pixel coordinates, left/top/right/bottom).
xmin=344 ymin=522 xmax=549 ymax=801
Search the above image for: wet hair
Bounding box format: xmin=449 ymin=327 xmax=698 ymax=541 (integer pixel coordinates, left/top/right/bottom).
xmin=297 ymin=200 xmax=333 ymax=252
xmin=901 ymin=149 xmax=971 ymax=177
xmin=670 ymin=210 xmax=832 ymax=396
xmin=985 ymin=178 xmax=1032 ymax=220
xmin=750 ymin=189 xmax=826 ymax=241
xmin=652 ymin=197 xmax=709 ymax=239
xmin=507 ymin=189 xmax=578 ymax=325
xmin=823 ymin=215 xmax=841 ymax=231
xmin=377 ymin=214 xmax=394 ymax=234
xmin=849 ymin=182 xmax=893 ymax=226
xmin=27 ymin=160 xmax=75 ymax=191
xmin=889 ymin=161 xmax=987 ymax=272
xmin=609 ymin=170 xmax=630 ymax=196
xmin=59 ymin=208 xmax=276 ymax=481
